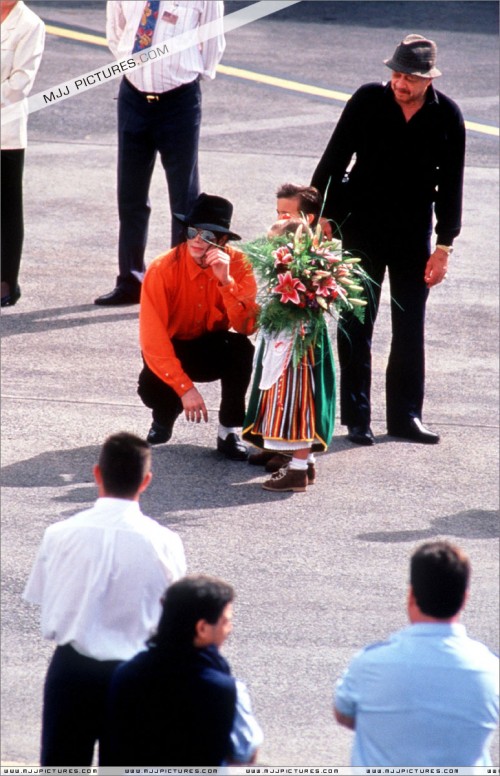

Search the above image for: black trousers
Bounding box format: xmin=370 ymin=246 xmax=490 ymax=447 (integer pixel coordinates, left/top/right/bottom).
xmin=338 ymin=223 xmax=430 ymax=430
xmin=41 ymin=644 xmax=120 ymax=766
xmin=116 ymin=77 xmax=201 ymax=292
xmin=138 ymin=331 xmax=255 ymax=430
xmin=1 ymin=149 xmax=25 ymax=291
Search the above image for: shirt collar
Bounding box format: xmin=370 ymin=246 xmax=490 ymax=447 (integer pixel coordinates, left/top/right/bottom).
xmin=403 ymin=622 xmax=466 ymax=637
xmin=94 ymin=497 xmax=143 ymax=516
xmin=182 ymin=242 xmax=215 ymax=282
xmin=383 ymin=80 xmax=439 ymax=109
xmin=2 ymin=1 xmax=24 ymax=32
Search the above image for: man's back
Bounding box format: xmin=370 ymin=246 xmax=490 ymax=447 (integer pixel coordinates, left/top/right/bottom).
xmin=106 ymin=644 xmax=237 ymax=765
xmin=335 ymin=622 xmax=499 ymax=765
xmin=23 ymin=497 xmax=186 ymax=661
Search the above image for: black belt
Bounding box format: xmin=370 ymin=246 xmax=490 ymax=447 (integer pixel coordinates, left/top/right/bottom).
xmin=124 ymin=76 xmax=198 ymax=103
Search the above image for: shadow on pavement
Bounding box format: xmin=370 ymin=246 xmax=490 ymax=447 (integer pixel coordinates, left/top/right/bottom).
xmin=0 ymin=442 xmax=296 ymax=521
xmin=0 ymin=304 xmax=138 ymax=338
xmin=358 ymin=509 xmax=499 ymax=542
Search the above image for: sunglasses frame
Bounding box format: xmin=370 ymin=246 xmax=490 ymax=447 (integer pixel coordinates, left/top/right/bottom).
xmin=186 ymin=226 xmax=218 ymax=244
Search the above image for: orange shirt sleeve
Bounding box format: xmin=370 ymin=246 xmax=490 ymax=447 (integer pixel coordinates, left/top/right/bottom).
xmin=221 ymin=250 xmax=259 ymax=335
xmin=139 ymin=254 xmax=195 ymax=397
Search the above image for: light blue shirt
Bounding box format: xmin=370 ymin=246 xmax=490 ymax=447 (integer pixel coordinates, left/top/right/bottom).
xmin=228 ymin=679 xmax=263 ymax=764
xmin=334 ymin=623 xmax=499 ymax=766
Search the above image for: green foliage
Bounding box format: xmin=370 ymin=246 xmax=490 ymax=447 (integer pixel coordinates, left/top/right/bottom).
xmin=242 ymin=224 xmax=373 ymax=364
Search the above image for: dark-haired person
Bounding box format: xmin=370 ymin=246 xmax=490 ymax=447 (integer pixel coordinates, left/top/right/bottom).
xmin=94 ymin=1 xmax=225 ymax=306
xmin=248 ymin=183 xmax=329 ymax=474
xmin=275 ymin=182 xmax=322 ymax=228
xmin=312 ymin=35 xmax=466 ymax=446
xmin=104 ymin=575 xmax=262 ymax=765
xmin=23 ymin=432 xmax=186 ymax=766
xmin=138 ymin=193 xmax=259 ymax=460
xmin=333 ymin=541 xmax=499 ymax=766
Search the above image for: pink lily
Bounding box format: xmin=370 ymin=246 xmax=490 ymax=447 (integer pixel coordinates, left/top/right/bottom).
xmin=273 ymin=271 xmax=306 ymax=305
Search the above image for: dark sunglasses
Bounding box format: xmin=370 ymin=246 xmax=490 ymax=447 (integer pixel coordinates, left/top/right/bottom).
xmin=186 ymin=226 xmax=218 ymax=243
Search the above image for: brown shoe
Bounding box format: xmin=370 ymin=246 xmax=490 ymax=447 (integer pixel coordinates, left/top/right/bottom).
xmin=262 ymin=466 xmax=307 ymax=492
xmin=307 ymin=463 xmax=316 ymax=485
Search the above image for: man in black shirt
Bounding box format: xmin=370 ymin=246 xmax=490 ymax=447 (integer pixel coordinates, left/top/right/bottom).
xmin=312 ymin=34 xmax=465 ymax=445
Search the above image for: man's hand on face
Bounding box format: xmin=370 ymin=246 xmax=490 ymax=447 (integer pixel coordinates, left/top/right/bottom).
xmin=181 ymin=387 xmax=208 ymax=423
xmin=203 ymin=246 xmax=232 ymax=286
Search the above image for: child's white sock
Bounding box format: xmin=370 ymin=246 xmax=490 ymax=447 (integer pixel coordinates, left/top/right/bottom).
xmin=289 ymin=458 xmax=308 ymax=471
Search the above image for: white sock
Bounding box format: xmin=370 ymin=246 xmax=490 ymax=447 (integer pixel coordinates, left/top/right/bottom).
xmin=289 ymin=458 xmax=308 ymax=471
xmin=307 ymin=453 xmax=316 ymax=464
xmin=218 ymin=424 xmax=240 ymax=440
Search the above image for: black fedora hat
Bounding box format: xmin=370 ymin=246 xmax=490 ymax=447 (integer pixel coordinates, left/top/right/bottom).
xmin=384 ymin=34 xmax=441 ymax=78
xmin=174 ymin=193 xmax=241 ymax=241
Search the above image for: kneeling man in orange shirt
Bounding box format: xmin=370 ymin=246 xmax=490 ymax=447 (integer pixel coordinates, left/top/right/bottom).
xmin=138 ymin=193 xmax=258 ymax=460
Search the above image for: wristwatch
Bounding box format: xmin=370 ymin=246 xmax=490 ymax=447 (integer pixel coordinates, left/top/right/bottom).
xmin=436 ymin=244 xmax=454 ymax=255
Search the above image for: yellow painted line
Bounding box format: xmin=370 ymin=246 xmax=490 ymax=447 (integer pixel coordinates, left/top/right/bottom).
xmin=216 ymin=63 xmax=352 ymax=102
xmin=465 ymin=119 xmax=499 ymax=137
xmin=45 ymin=24 xmax=107 ymax=47
xmin=46 ymin=24 xmax=499 ymax=137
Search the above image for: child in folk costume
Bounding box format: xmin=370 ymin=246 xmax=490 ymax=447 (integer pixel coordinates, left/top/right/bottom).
xmin=243 ymin=217 xmax=369 ymax=492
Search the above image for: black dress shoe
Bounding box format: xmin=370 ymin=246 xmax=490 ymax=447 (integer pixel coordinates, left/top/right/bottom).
xmin=94 ymin=286 xmax=141 ymax=306
xmin=388 ymin=418 xmax=440 ymax=444
xmin=347 ymin=425 xmax=375 ymax=446
xmin=1 ymin=284 xmax=21 ymax=307
xmin=217 ymin=433 xmax=248 ymax=461
xmin=248 ymin=449 xmax=280 ymax=466
xmin=146 ymin=421 xmax=173 ymax=445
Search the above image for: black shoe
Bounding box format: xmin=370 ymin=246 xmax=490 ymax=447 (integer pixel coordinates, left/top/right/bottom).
xmin=146 ymin=421 xmax=173 ymax=445
xmin=347 ymin=425 xmax=375 ymax=446
xmin=217 ymin=433 xmax=248 ymax=461
xmin=1 ymin=285 xmax=21 ymax=307
xmin=94 ymin=286 xmax=141 ymax=306
xmin=248 ymin=449 xmax=282 ymax=466
xmin=388 ymin=418 xmax=440 ymax=444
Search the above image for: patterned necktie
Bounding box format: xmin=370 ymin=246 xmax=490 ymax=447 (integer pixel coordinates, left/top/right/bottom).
xmin=132 ymin=0 xmax=160 ymax=53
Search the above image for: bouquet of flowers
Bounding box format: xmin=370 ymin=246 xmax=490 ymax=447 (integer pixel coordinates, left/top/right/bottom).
xmin=243 ymin=222 xmax=371 ymax=364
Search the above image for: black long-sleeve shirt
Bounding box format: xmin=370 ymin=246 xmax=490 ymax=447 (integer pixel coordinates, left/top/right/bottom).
xmin=312 ymin=83 xmax=465 ymax=245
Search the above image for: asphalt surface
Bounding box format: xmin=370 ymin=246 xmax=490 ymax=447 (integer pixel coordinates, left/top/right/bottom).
xmin=1 ymin=0 xmax=499 ymax=767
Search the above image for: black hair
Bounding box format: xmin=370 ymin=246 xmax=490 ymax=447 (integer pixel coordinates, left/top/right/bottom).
xmin=148 ymin=575 xmax=235 ymax=652
xmin=410 ymin=541 xmax=470 ymax=619
xmin=276 ymin=183 xmax=322 ymax=225
xmin=98 ymin=432 xmax=151 ymax=499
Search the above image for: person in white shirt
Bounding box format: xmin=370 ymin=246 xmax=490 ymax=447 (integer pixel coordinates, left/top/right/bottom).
xmin=1 ymin=0 xmax=45 ymax=307
xmin=23 ymin=431 xmax=187 ymax=766
xmin=95 ymin=0 xmax=225 ymax=307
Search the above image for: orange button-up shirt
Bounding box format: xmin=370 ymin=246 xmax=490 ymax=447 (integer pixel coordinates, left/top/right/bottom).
xmin=140 ymin=242 xmax=258 ymax=396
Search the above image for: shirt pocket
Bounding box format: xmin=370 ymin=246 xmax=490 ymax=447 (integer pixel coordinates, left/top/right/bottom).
xmin=157 ymin=4 xmax=202 ymax=39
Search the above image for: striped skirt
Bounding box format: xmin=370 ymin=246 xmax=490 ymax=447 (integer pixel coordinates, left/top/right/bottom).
xmin=250 ymin=347 xmax=316 ymax=448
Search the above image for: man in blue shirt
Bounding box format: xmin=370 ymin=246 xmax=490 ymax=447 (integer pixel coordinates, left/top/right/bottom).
xmin=334 ymin=541 xmax=499 ymax=766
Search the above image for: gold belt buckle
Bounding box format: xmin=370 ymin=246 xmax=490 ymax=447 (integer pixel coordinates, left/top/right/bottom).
xmin=145 ymin=94 xmax=159 ymax=103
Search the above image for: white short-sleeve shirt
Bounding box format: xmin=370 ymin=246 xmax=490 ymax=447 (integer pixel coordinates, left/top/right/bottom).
xmin=23 ymin=497 xmax=186 ymax=661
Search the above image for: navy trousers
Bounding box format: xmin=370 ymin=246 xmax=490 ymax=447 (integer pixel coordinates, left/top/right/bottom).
xmin=1 ymin=149 xmax=25 ymax=291
xmin=138 ymin=331 xmax=255 ymax=430
xmin=338 ymin=223 xmax=430 ymax=430
xmin=116 ymin=77 xmax=201 ymax=293
xmin=41 ymin=644 xmax=120 ymax=766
